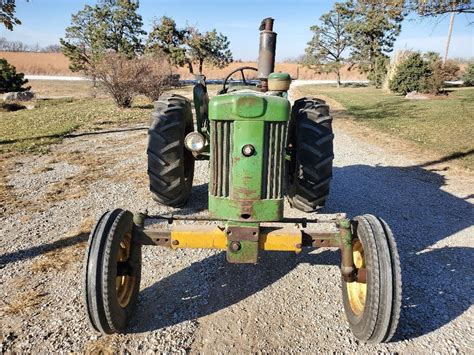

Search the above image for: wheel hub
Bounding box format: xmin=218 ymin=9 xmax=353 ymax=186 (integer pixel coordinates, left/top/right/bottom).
xmin=346 ymin=239 xmax=367 ymax=315
xmin=116 ymin=232 xmax=135 ymax=308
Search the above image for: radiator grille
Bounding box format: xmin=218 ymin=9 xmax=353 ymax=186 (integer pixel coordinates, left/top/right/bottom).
xmin=261 ymin=122 xmax=287 ymax=199
xmin=210 ymin=120 xmax=233 ymax=197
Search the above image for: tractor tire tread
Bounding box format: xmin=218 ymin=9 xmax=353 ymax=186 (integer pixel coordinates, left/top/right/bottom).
xmin=285 ymin=97 xmax=334 ymax=212
xmin=147 ymin=94 xmax=194 ymax=207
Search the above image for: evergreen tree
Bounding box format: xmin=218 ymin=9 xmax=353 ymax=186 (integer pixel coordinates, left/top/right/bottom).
xmin=303 ymin=3 xmax=350 ymax=87
xmin=0 ymin=0 xmax=21 ymax=30
xmin=341 ymin=0 xmax=404 ymax=87
xmin=60 ymin=0 xmax=145 ymax=73
xmin=147 ymin=17 xmax=233 ymax=75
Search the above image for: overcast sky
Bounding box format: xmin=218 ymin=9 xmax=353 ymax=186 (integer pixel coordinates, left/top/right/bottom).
xmin=1 ymin=0 xmax=473 ymax=60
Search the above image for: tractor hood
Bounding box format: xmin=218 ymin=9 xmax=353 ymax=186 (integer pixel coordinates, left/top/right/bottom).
xmin=209 ymin=90 xmax=290 ymax=122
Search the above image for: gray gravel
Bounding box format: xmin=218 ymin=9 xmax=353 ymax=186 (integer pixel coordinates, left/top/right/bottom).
xmin=1 ymin=86 xmax=473 ymax=353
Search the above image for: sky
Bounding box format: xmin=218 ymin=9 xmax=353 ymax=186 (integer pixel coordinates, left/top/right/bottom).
xmin=1 ymin=0 xmax=473 ymax=61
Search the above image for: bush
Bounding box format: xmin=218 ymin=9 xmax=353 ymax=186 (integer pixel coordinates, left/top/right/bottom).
xmin=443 ymin=60 xmax=461 ymax=81
xmin=0 ymin=58 xmax=30 ymax=94
xmin=463 ymin=63 xmax=474 ymax=86
xmin=389 ymin=52 xmax=432 ymax=95
xmin=135 ymin=53 xmax=178 ymax=101
xmin=389 ymin=51 xmax=461 ymax=95
xmin=91 ymin=53 xmax=177 ymax=108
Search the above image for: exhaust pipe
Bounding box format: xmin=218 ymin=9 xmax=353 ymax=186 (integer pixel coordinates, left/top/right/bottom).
xmin=257 ymin=17 xmax=277 ymax=92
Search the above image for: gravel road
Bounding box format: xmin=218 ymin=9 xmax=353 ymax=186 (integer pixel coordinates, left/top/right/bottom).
xmin=1 ymin=86 xmax=473 ymax=353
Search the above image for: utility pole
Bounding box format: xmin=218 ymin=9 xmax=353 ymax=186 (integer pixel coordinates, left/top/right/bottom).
xmin=443 ymin=12 xmax=455 ymax=65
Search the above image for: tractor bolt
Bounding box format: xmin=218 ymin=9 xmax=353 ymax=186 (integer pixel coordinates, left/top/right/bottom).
xmin=172 ymin=240 xmax=179 ymax=246
xmin=295 ymin=243 xmax=302 ymax=249
xmin=242 ymin=144 xmax=255 ymax=157
xmin=229 ymin=241 xmax=241 ymax=252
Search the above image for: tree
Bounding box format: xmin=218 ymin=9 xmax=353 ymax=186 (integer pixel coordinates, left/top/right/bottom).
xmin=147 ymin=16 xmax=190 ymax=71
xmin=1 ymin=0 xmax=21 ymax=30
xmin=341 ymin=0 xmax=404 ymax=87
xmin=147 ymin=17 xmax=233 ymax=75
xmin=389 ymin=52 xmax=431 ymax=94
xmin=188 ymin=28 xmax=233 ymax=74
xmin=402 ymin=0 xmax=474 ymax=15
xmin=0 ymin=58 xmax=29 ymax=93
xmin=60 ymin=0 xmax=145 ymax=74
xmin=303 ymin=3 xmax=350 ymax=87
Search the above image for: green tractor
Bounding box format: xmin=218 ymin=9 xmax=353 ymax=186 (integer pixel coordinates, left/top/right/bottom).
xmin=84 ymin=18 xmax=401 ymax=343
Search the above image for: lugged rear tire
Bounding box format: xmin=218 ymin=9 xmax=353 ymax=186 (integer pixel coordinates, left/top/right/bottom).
xmin=147 ymin=94 xmax=194 ymax=207
xmin=285 ymin=97 xmax=334 ymax=212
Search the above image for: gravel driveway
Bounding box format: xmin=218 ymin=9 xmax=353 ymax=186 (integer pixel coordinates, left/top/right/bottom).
xmin=1 ymin=86 xmax=473 ymax=353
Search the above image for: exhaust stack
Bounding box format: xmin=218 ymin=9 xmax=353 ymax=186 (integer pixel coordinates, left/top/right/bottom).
xmin=257 ymin=17 xmax=277 ymax=92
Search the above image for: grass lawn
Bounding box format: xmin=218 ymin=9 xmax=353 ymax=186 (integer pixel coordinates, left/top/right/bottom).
xmin=0 ymin=97 xmax=153 ymax=153
xmin=0 ymin=81 xmax=221 ymax=153
xmin=298 ymin=85 xmax=474 ymax=170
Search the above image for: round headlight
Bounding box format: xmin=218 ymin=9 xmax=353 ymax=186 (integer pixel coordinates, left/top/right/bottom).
xmin=184 ymin=132 xmax=205 ymax=153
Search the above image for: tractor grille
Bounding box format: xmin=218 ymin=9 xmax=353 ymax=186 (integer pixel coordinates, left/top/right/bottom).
xmin=261 ymin=122 xmax=287 ymax=199
xmin=210 ymin=120 xmax=233 ymax=197
xmin=210 ymin=120 xmax=286 ymax=199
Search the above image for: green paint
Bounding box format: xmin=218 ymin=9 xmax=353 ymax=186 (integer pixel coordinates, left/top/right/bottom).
xmin=209 ymin=196 xmax=282 ymax=221
xmin=226 ymin=240 xmax=258 ymax=263
xmin=231 ymin=120 xmax=264 ymax=200
xmin=268 ymin=72 xmax=291 ymax=81
xmin=209 ymin=91 xmax=290 ymax=122
xmin=193 ymin=83 xmax=210 ymax=138
xmin=208 ymin=90 xmax=289 ymax=222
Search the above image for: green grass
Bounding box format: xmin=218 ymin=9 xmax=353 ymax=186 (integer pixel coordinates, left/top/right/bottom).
xmin=298 ymin=85 xmax=474 ymax=170
xmin=0 ymin=82 xmax=224 ymax=154
xmin=0 ymin=97 xmax=153 ymax=153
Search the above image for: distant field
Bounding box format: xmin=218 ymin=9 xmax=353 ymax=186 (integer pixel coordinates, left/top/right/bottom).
xmin=298 ymin=85 xmax=474 ymax=170
xmin=0 ymin=51 xmax=366 ymax=80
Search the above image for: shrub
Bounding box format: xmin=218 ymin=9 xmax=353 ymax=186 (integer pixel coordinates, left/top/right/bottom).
xmin=383 ymin=50 xmax=412 ymax=91
xmin=389 ymin=51 xmax=461 ymax=95
xmin=442 ymin=60 xmax=461 ymax=81
xmin=91 ymin=53 xmax=177 ymax=108
xmin=463 ymin=63 xmax=474 ymax=86
xmin=0 ymin=58 xmax=30 ymax=93
xmin=389 ymin=52 xmax=431 ymax=94
xmin=135 ymin=53 xmax=178 ymax=101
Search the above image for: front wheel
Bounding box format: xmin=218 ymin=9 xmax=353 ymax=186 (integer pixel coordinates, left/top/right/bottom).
xmin=84 ymin=209 xmax=142 ymax=334
xmin=342 ymin=215 xmax=402 ymax=343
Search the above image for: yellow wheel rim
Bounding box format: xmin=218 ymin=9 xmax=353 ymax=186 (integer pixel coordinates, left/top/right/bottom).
xmin=346 ymin=239 xmax=367 ymax=316
xmin=116 ymin=232 xmax=135 ymax=308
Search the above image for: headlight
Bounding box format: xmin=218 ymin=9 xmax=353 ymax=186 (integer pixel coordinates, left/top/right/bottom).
xmin=184 ymin=132 xmax=205 ymax=153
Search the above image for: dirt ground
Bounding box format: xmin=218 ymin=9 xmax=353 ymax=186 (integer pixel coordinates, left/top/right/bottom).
xmin=0 ymin=85 xmax=473 ymax=352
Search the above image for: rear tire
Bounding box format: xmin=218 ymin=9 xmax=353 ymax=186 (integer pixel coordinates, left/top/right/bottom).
xmin=285 ymin=97 xmax=334 ymax=212
xmin=147 ymin=94 xmax=194 ymax=207
xmin=341 ymin=215 xmax=402 ymax=343
xmin=84 ymin=209 xmax=141 ymax=334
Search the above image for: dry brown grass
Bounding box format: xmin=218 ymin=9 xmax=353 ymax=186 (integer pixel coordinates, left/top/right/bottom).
xmin=30 ymin=217 xmax=94 ymax=273
xmin=1 ymin=289 xmax=49 ymax=315
xmin=1 ymin=51 xmax=72 ymax=75
xmin=0 ymin=277 xmax=49 ymax=316
xmin=84 ymin=337 xmax=119 ymax=354
xmin=28 ymin=80 xmax=101 ymax=98
xmin=1 ymin=51 xmax=366 ymax=80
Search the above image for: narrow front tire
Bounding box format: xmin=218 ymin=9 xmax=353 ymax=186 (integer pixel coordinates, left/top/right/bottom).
xmin=84 ymin=209 xmax=142 ymax=334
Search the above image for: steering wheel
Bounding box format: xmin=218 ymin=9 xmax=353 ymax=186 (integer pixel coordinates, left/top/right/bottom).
xmin=221 ymin=66 xmax=258 ymax=94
